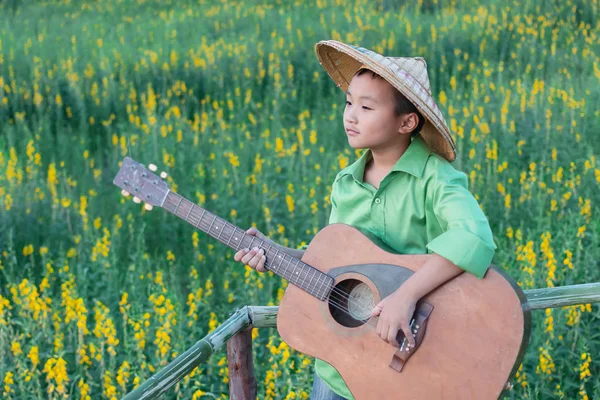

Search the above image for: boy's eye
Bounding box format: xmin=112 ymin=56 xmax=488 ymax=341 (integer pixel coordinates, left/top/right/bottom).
xmin=362 ymin=106 xmax=371 ymax=110
xmin=345 ymin=100 xmax=351 ymax=106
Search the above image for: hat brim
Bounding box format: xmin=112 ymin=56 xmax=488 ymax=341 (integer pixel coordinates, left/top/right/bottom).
xmin=315 ymin=40 xmax=456 ymax=162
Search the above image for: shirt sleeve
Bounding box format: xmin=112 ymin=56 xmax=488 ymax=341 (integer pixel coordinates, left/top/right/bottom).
xmin=425 ymin=165 xmax=497 ymax=279
xmin=327 ymin=179 xmax=339 ymax=225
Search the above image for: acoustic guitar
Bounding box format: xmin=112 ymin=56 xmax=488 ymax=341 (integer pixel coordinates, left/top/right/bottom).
xmin=114 ymin=156 xmax=531 ymax=399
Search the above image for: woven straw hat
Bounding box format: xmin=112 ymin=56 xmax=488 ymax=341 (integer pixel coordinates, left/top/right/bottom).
xmin=315 ymin=40 xmax=456 ymax=162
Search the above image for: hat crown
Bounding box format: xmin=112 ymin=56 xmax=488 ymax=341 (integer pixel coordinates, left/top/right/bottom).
xmin=388 ymin=57 xmax=432 ymax=95
xmin=347 ymin=44 xmax=432 ymax=94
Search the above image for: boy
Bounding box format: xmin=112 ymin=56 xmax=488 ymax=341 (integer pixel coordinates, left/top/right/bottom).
xmin=234 ymin=40 xmax=496 ymax=400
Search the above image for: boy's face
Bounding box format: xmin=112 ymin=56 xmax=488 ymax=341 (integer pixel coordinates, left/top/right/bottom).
xmin=343 ymin=71 xmax=415 ymax=151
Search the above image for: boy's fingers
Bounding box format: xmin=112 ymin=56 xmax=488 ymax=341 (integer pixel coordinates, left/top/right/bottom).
xmin=241 ymin=249 xmax=257 ymax=264
xmin=376 ymin=320 xmax=385 ymax=339
xmin=387 ymin=325 xmax=400 ymax=348
xmin=400 ymin=321 xmax=416 ymax=348
xmin=234 ymin=249 xmax=247 ymax=262
xmin=249 ymin=249 xmax=264 ymax=267
xmin=256 ymin=256 xmax=268 ymax=272
xmin=371 ymin=304 xmax=382 ymax=317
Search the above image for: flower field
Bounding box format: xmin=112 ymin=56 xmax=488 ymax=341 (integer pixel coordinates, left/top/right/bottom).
xmin=0 ymin=0 xmax=599 ymax=398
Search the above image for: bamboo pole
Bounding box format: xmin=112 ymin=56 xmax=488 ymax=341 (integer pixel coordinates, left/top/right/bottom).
xmin=523 ymin=282 xmax=600 ymax=310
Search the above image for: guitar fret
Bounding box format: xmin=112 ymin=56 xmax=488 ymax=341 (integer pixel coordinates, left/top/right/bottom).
xmin=323 ymin=276 xmax=333 ymax=300
xmin=214 ymin=217 xmax=223 ymax=241
xmin=271 ymin=249 xmax=279 ymax=271
xmin=183 ymin=200 xmax=194 ymax=221
xmin=282 ymin=256 xmax=293 ymax=281
xmin=299 ymin=262 xmax=308 ymax=291
xmin=314 ymin=272 xmax=323 ymax=300
xmin=274 ymin=249 xmax=285 ymax=274
xmin=317 ymin=273 xmax=329 ymax=301
xmin=226 ymin=225 xmax=237 ymax=249
xmin=306 ymin=268 xmax=316 ymax=296
xmin=196 ymin=208 xmax=206 ymax=230
xmin=173 ymin=195 xmax=183 ymax=216
xmin=208 ymin=214 xmax=218 ymax=238
xmin=291 ymin=259 xmax=300 ymax=284
xmin=299 ymin=264 xmax=306 ymax=290
xmin=187 ymin=203 xmax=199 ymax=226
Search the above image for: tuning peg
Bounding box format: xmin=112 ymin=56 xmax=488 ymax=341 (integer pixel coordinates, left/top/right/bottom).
xmin=133 ymin=196 xmax=141 ymax=204
xmin=144 ymin=203 xmax=153 ymax=211
xmin=149 ymin=164 xmax=157 ymax=172
xmin=160 ymin=171 xmax=168 ymax=179
xmin=121 ymin=189 xmax=131 ymax=197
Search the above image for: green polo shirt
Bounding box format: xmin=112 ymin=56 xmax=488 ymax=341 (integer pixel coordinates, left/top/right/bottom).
xmin=314 ymin=134 xmax=497 ymax=399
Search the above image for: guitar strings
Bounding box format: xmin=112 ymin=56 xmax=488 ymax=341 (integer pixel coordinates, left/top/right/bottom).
xmin=297 ymin=280 xmax=411 ymax=338
xmin=326 ymin=291 xmax=417 ymax=347
xmin=305 ymin=276 xmax=389 ymax=323
xmin=317 ymin=289 xmax=414 ymax=344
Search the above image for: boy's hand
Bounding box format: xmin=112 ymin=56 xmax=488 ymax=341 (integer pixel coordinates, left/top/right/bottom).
xmin=371 ymin=287 xmax=418 ymax=348
xmin=233 ymin=227 xmax=271 ymax=273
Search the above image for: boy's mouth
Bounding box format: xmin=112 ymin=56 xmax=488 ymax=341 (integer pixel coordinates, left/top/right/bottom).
xmin=346 ymin=128 xmax=360 ymax=135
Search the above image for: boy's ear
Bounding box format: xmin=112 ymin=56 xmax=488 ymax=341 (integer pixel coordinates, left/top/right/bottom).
xmin=398 ymin=113 xmax=419 ymax=135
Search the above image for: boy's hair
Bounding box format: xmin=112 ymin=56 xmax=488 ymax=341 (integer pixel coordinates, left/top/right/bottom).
xmin=356 ymin=68 xmax=425 ymax=136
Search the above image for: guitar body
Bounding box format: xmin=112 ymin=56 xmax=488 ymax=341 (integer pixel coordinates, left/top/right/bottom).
xmin=277 ymin=224 xmax=531 ymax=400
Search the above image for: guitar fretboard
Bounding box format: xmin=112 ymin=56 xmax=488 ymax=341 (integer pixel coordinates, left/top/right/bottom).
xmin=162 ymin=191 xmax=334 ymax=302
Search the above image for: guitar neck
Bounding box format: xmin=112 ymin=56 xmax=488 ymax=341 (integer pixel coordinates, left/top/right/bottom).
xmin=162 ymin=191 xmax=332 ymax=301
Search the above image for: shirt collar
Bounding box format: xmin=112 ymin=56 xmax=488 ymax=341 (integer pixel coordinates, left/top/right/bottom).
xmin=341 ymin=135 xmax=432 ymax=181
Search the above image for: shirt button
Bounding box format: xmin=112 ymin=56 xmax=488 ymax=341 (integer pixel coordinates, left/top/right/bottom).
xmin=374 ymin=198 xmax=381 ymax=204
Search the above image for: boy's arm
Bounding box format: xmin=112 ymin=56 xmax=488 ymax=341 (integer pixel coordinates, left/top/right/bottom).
xmin=372 ymin=163 xmax=496 ymax=348
xmin=395 ymin=253 xmax=463 ymax=300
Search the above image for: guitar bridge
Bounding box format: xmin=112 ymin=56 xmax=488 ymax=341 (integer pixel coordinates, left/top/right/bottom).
xmin=389 ymin=301 xmax=434 ymax=372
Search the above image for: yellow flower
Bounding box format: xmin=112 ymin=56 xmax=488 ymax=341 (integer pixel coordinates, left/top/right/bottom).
xmin=167 ymin=251 xmax=176 ymax=261
xmin=208 ymin=312 xmax=218 ymax=333
xmin=11 ymin=341 xmax=22 ymax=357
xmin=23 ymin=244 xmax=34 ymax=257
xmin=286 ymin=195 xmax=295 ymax=213
xmin=228 ymin=152 xmax=240 ymax=168
xmin=28 ymin=346 xmax=39 ymax=368
xmin=43 ymin=357 xmax=69 ymax=394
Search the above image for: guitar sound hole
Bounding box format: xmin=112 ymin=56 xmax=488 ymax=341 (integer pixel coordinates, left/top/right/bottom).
xmin=328 ymin=279 xmax=375 ymax=328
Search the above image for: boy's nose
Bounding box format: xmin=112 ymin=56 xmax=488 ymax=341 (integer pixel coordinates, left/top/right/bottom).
xmin=344 ymin=109 xmax=358 ymax=123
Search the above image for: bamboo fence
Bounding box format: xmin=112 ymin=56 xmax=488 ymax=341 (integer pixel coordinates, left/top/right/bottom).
xmin=122 ymin=282 xmax=600 ymax=400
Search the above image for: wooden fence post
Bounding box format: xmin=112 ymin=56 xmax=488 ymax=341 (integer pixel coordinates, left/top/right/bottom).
xmin=227 ymin=327 xmax=257 ymax=400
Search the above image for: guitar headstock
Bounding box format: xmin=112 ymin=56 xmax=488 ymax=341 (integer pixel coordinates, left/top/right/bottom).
xmin=113 ymin=157 xmax=170 ymax=210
